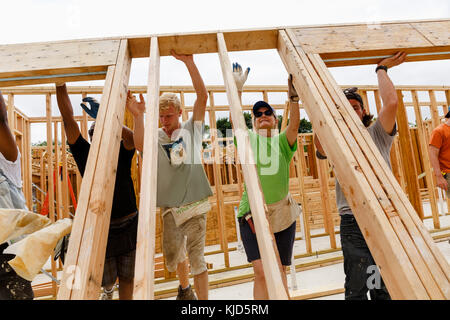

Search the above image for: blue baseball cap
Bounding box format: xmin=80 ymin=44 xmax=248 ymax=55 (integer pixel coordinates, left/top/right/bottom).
xmin=252 ymin=100 xmax=275 ymax=116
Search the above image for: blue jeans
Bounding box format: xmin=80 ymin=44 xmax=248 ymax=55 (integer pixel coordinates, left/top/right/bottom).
xmin=340 ymin=214 xmax=391 ymax=300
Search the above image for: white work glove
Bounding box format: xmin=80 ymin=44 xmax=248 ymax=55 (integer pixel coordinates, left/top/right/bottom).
xmin=232 ymin=62 xmax=250 ymax=92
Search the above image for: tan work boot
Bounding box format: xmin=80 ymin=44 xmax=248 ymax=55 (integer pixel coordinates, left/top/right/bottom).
xmin=176 ymin=284 xmax=197 ymax=300
xmin=100 ymin=287 xmax=114 ymax=300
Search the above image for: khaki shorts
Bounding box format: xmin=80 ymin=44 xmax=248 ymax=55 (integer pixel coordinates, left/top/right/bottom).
xmin=162 ymin=211 xmax=207 ymax=276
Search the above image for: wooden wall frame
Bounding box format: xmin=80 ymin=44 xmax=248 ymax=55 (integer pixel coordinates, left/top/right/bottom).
xmin=1 ymin=18 xmax=449 ymax=300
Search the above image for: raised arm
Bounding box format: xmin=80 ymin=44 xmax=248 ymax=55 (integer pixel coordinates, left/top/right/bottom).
xmin=0 ymin=91 xmax=18 ymax=161
xmin=171 ymin=50 xmax=208 ymax=122
xmin=55 ymin=84 xmax=82 ymax=144
xmin=285 ymin=75 xmax=300 ymax=147
xmin=57 ymin=84 xmax=136 ymax=149
xmin=125 ymin=90 xmax=146 ymax=153
xmin=230 ymin=62 xmax=250 ymax=128
xmin=376 ymin=52 xmax=407 ymax=134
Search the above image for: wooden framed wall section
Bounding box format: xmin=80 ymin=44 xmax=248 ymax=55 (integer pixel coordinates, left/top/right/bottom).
xmin=1 ymin=18 xmax=449 ymax=300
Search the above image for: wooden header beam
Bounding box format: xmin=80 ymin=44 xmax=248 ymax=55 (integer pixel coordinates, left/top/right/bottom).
xmin=128 ymin=29 xmax=278 ymax=58
xmin=3 ymin=84 xmax=450 ymax=95
xmin=1 ymin=19 xmax=448 ymax=87
xmin=289 ymin=20 xmax=450 ymax=67
xmin=0 ymin=39 xmax=121 ymax=87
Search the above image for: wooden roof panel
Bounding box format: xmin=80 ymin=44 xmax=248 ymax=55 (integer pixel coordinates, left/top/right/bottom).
xmin=411 ymin=21 xmax=450 ymax=46
xmin=291 ymin=23 xmax=433 ymax=54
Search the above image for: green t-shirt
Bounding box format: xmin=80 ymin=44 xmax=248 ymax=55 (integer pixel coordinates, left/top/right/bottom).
xmin=236 ymin=130 xmax=297 ymax=218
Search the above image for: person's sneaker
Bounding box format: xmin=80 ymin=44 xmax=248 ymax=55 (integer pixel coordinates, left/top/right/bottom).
xmin=100 ymin=287 xmax=114 ymax=300
xmin=176 ymin=285 xmax=197 ymax=300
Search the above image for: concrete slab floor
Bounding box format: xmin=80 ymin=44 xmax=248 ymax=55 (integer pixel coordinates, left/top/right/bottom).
xmin=32 ymin=206 xmax=450 ymax=300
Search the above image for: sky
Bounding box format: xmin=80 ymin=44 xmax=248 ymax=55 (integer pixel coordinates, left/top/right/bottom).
xmin=1 ymin=0 xmax=449 ymax=143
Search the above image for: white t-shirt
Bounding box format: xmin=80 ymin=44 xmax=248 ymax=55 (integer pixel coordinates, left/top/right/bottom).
xmin=0 ymin=149 xmax=22 ymax=188
xmin=156 ymin=118 xmax=213 ymax=208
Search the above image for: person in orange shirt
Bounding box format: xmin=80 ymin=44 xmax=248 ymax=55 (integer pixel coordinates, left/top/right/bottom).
xmin=429 ymin=109 xmax=450 ymax=196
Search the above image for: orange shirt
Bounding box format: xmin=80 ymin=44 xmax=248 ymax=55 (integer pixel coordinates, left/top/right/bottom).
xmin=429 ymin=123 xmax=450 ymax=173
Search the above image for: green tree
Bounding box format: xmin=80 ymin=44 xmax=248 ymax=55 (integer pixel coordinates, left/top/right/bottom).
xmin=32 ymin=141 xmax=48 ymax=146
xmin=31 ymin=140 xmax=61 ymax=146
xmin=299 ymin=118 xmax=312 ymax=133
xmin=216 ymin=117 xmax=232 ymax=138
xmin=275 ymin=116 xmax=312 ymax=133
xmin=243 ymin=112 xmax=253 ymax=129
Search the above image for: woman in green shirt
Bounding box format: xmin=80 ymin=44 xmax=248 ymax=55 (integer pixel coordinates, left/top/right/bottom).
xmin=233 ymin=64 xmax=301 ymax=299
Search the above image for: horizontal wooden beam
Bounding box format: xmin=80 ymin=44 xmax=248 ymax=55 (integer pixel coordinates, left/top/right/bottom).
xmin=29 ymin=115 xmax=94 ymax=123
xmin=0 ymin=85 xmax=289 ymax=95
xmin=1 ymin=19 xmax=447 ymax=74
xmin=322 ymin=49 xmax=450 ymax=67
xmin=289 ymin=20 xmax=450 ymax=67
xmin=0 ymin=71 xmax=107 ymax=87
xmin=128 ymin=29 xmax=278 ymax=58
xmin=3 ymin=84 xmax=449 ymax=96
xmin=0 ymin=39 xmax=120 ymax=87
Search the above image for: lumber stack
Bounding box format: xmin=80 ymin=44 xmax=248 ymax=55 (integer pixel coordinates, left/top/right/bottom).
xmin=278 ymin=29 xmax=450 ymax=299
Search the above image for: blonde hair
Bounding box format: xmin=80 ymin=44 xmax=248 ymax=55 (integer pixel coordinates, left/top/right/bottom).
xmin=159 ymin=92 xmax=181 ymax=112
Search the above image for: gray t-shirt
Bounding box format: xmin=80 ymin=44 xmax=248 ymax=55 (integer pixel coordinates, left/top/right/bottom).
xmin=156 ymin=117 xmax=213 ymax=208
xmin=335 ymin=120 xmax=397 ymax=215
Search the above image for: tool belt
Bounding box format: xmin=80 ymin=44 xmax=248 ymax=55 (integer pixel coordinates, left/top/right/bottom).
xmin=163 ymin=198 xmax=211 ymax=227
xmin=239 ymin=193 xmax=301 ymax=234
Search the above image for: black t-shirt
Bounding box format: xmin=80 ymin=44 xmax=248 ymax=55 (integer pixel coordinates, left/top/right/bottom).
xmin=68 ymin=135 xmax=137 ymax=220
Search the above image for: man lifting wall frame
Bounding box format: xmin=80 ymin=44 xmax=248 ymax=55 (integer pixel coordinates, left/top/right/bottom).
xmin=57 ymin=40 xmax=132 ymax=300
xmin=0 ymin=18 xmax=448 ymax=300
xmin=277 ymin=29 xmax=449 ymax=299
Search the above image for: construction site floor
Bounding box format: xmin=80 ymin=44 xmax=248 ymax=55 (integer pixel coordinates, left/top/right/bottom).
xmin=32 ymin=209 xmax=450 ymax=300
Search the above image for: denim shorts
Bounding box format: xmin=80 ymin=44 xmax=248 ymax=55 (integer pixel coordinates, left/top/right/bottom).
xmin=102 ymin=249 xmax=136 ymax=287
xmin=105 ymin=213 xmax=138 ymax=259
xmin=239 ymin=218 xmax=296 ymax=266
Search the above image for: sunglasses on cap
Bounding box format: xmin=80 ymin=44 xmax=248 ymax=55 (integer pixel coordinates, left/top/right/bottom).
xmin=343 ymin=87 xmax=364 ymax=107
xmin=343 ymin=87 xmax=358 ymax=94
xmin=254 ymin=109 xmax=274 ymax=118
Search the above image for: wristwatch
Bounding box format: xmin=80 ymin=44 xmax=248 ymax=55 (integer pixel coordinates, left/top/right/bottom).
xmin=375 ymin=65 xmax=388 ymax=73
xmin=290 ymin=96 xmax=299 ymax=103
